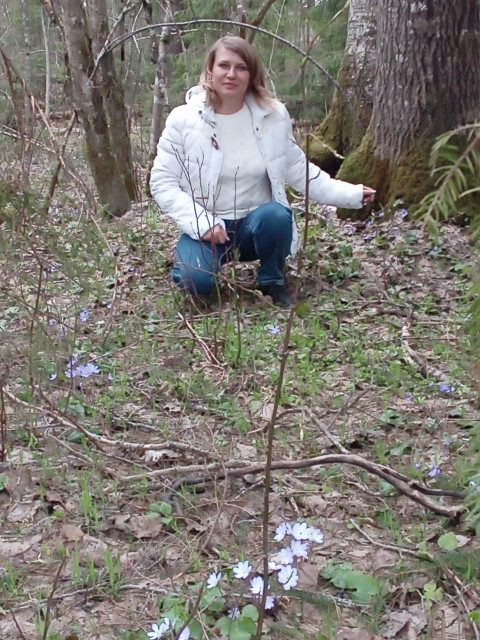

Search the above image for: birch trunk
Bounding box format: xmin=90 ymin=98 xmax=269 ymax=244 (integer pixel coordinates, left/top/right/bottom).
xmin=311 ymin=0 xmax=378 ymax=173
xmin=338 ymin=0 xmax=480 ymax=214
xmin=147 ymin=1 xmax=173 ymax=173
xmin=41 ymin=7 xmax=51 ymax=118
xmin=20 ymin=0 xmax=34 ymax=140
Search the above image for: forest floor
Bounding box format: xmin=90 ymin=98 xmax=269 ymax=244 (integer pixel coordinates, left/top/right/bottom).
xmin=1 ymin=168 xmax=480 ymax=640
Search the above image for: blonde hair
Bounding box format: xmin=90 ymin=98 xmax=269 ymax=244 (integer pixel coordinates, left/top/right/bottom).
xmin=199 ymin=36 xmax=277 ymax=110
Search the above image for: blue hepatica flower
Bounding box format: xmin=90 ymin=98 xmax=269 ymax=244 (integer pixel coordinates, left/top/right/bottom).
xmin=399 ymin=209 xmax=408 ymax=218
xmin=79 ymin=308 xmax=90 ymax=322
xmin=65 ymin=360 xmax=100 ymax=379
xmin=438 ymin=382 xmax=454 ymax=393
xmin=377 ymin=211 xmax=385 ymax=218
xmin=266 ymin=325 xmax=281 ymax=335
xmin=427 ymin=464 xmax=441 ymax=478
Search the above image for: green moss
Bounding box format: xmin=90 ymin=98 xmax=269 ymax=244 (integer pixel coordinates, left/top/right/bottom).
xmin=307 ymin=56 xmax=367 ymax=172
xmin=336 ymin=132 xmax=438 ymax=220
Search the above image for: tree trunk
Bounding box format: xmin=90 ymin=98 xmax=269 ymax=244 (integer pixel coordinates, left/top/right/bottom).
xmin=20 ymin=0 xmax=34 ymax=139
xmin=147 ymin=1 xmax=173 ymax=168
xmin=310 ymin=0 xmax=378 ymax=174
xmin=337 ymin=0 xmax=480 ymax=217
xmin=86 ymin=0 xmax=138 ymax=201
xmin=57 ymin=0 xmax=131 ymax=216
xmin=41 ymin=7 xmax=51 ymax=119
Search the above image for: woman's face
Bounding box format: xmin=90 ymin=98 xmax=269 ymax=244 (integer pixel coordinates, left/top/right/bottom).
xmin=210 ymin=45 xmax=250 ymax=108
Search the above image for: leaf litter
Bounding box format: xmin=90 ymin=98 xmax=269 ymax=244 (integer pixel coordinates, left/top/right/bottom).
xmin=0 ymin=188 xmax=479 ymax=640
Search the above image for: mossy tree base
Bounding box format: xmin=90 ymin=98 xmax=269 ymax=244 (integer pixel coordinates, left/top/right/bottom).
xmin=335 ymin=132 xmax=436 ymax=220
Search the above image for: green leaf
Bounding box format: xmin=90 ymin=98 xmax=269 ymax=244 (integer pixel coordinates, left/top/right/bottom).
xmin=0 ymin=474 xmax=8 ymax=491
xmin=241 ymin=604 xmax=259 ymax=621
xmin=200 ymin=587 xmax=223 ymax=608
xmin=342 ymin=571 xmax=381 ymax=603
xmin=321 ymin=561 xmax=380 ymax=603
xmin=424 ymin=580 xmax=443 ymax=601
xmin=390 ymin=440 xmax=411 ymax=456
xmin=377 ymin=479 xmax=396 ymax=497
xmin=438 ymin=532 xmax=459 ymax=551
xmin=230 ymin=617 xmax=257 ymax=640
xmin=217 ymin=616 xmax=233 ymax=636
xmin=149 ymin=501 xmax=172 ymax=516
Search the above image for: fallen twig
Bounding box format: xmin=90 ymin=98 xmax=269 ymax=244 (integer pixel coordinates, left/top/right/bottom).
xmin=165 ymin=453 xmax=464 ymax=520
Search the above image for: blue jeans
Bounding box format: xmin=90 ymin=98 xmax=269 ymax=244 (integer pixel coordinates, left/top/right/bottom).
xmin=171 ymin=201 xmax=293 ymax=296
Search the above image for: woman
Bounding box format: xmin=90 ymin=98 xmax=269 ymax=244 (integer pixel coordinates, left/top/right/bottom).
xmin=150 ymin=36 xmax=375 ymax=307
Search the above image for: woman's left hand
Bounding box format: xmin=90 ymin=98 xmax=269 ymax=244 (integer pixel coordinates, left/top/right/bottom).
xmin=362 ymin=186 xmax=376 ymax=205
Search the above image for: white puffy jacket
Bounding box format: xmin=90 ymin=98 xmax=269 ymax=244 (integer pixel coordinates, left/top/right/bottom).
xmin=150 ymin=86 xmax=364 ymax=255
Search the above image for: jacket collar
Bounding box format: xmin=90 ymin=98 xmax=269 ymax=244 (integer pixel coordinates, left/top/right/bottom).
xmin=185 ymin=85 xmax=274 ymax=127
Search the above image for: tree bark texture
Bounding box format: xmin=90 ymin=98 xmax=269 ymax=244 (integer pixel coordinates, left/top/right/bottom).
xmin=310 ymin=0 xmax=378 ymax=172
xmin=148 ymin=2 xmax=173 ymax=166
xmin=59 ymin=0 xmax=132 ymax=217
xmin=86 ymin=0 xmax=138 ymax=201
xmin=21 ymin=0 xmax=34 ymax=139
xmin=41 ymin=7 xmax=51 ymax=118
xmin=337 ymin=0 xmax=480 ymax=215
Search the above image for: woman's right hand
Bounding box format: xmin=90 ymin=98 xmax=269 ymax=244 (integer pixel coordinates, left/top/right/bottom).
xmin=202 ymin=224 xmax=229 ymax=244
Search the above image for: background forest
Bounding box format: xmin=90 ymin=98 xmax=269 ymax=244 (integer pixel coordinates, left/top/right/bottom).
xmin=1 ymin=1 xmax=480 ymax=640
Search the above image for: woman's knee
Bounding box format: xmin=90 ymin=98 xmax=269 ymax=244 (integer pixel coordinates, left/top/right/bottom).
xmin=253 ymin=202 xmax=292 ymax=230
xmin=171 ymin=263 xmax=216 ymax=296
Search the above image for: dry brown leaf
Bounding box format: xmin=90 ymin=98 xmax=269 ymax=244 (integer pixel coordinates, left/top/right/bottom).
xmin=301 ymin=494 xmax=328 ymax=513
xmin=7 ymin=500 xmax=40 ymax=522
xmin=129 ymin=515 xmax=164 ymax=539
xmin=382 ymin=605 xmax=428 ymax=638
xmin=61 ymin=523 xmax=84 ymax=542
xmin=372 ymin=549 xmax=398 ymax=570
xmin=0 ymin=533 xmax=42 ymax=558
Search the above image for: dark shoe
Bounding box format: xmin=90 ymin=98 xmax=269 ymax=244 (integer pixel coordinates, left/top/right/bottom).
xmin=260 ymin=283 xmax=292 ymax=308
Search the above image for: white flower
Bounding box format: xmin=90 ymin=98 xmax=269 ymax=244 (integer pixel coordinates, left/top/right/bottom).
xmin=291 ymin=522 xmax=310 ymax=540
xmin=265 ymin=596 xmax=276 ymax=610
xmin=277 ymin=565 xmax=298 ymax=591
xmin=233 ymin=560 xmax=252 ymax=579
xmin=147 ymin=619 xmax=171 ymax=640
xmin=274 ymin=522 xmax=291 ymax=542
xmin=306 ymin=527 xmax=324 ymax=544
xmin=268 ymin=559 xmax=281 ymax=571
xmin=178 ymin=626 xmax=190 ymax=640
xmin=147 ymin=624 xmax=163 ymax=640
xmin=206 ymin=571 xmax=222 ymax=589
xmin=275 ymin=547 xmax=294 ymax=565
xmin=250 ymin=575 xmax=265 ymax=595
xmin=290 ymin=540 xmax=310 ymax=559
xmin=228 ymin=607 xmax=240 ymax=620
